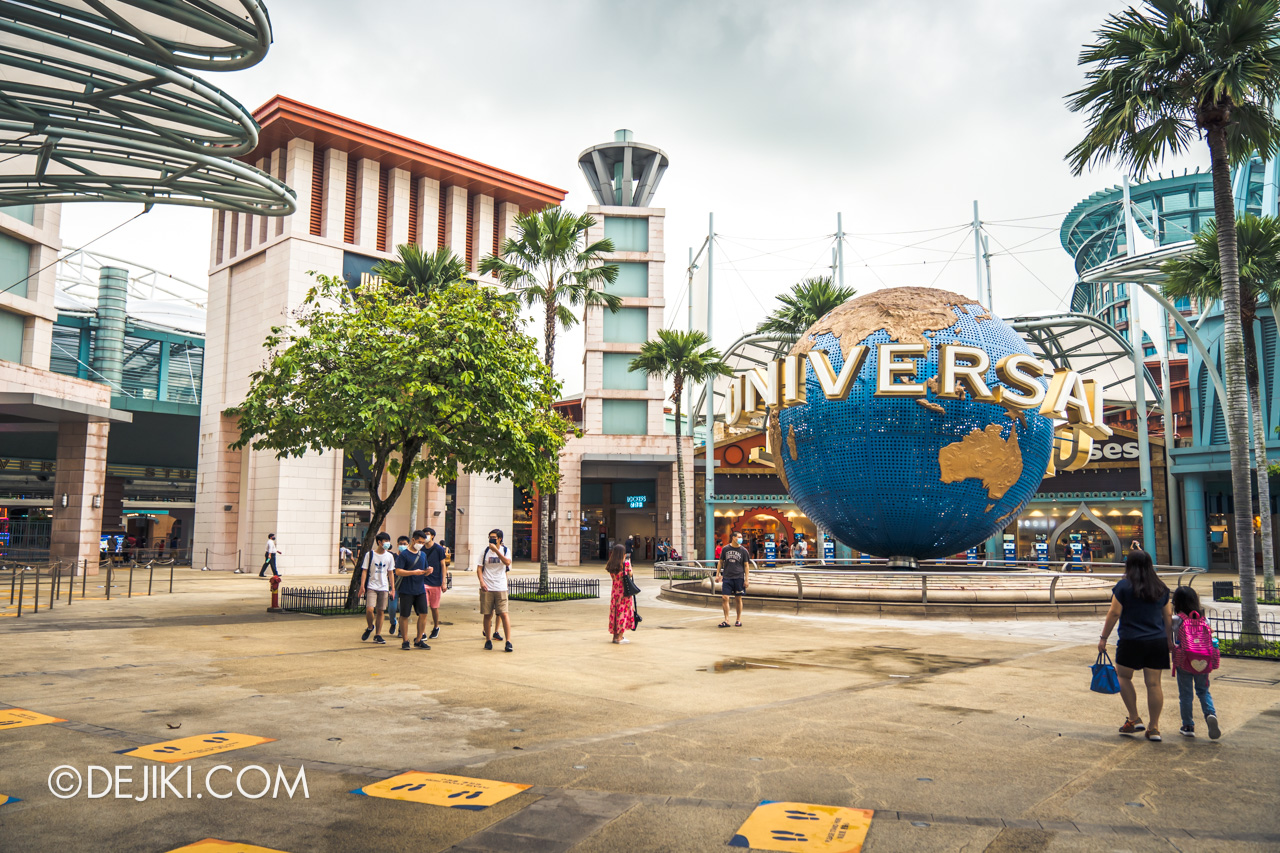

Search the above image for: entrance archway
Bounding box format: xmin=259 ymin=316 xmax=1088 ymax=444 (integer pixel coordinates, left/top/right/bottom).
xmin=1049 ymin=502 xmax=1123 ymax=561
xmin=730 ymin=506 xmax=796 ymax=553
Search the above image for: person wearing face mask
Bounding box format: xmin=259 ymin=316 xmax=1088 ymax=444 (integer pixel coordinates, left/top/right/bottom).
xmin=419 ymin=527 xmax=449 ymax=640
xmin=476 ymin=528 xmax=513 ymax=652
xmin=394 ymin=530 xmax=432 ymax=651
xmin=358 ymin=532 xmax=395 ymax=644
xmin=715 ymin=533 xmax=755 ymax=628
xmin=387 ymin=535 xmax=409 ymax=635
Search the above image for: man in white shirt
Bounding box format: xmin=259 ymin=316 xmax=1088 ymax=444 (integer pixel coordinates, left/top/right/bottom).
xmin=794 ymin=537 xmax=809 ymax=562
xmin=476 ymin=528 xmax=513 ymax=652
xmin=259 ymin=534 xmax=281 ymax=577
xmin=358 ymin=532 xmax=395 ymax=644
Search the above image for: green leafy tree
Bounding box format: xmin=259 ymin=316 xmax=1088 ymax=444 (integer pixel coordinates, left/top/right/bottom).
xmin=1067 ymin=0 xmax=1280 ymax=639
xmin=629 ymin=330 xmax=733 ymax=561
xmin=228 ymin=273 xmax=570 ymax=604
xmin=372 ymin=244 xmax=469 ymax=527
xmin=480 ymin=207 xmax=621 ymax=591
xmin=756 ymin=276 xmax=857 ymax=341
xmin=372 ymin=244 xmax=467 ymax=305
xmin=1162 ymin=212 xmax=1280 ymax=594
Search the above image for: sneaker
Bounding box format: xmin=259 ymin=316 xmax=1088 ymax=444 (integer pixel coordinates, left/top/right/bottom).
xmin=1118 ymin=718 xmax=1145 ymax=735
xmin=493 ymin=631 xmax=503 ymax=642
xmin=414 ymin=640 xmax=430 ymax=650
xmin=1206 ymin=714 xmax=1221 ymax=740
xmin=1179 ymin=726 xmax=1195 ymax=738
xmin=389 ymin=620 xmax=398 ymax=634
xmin=361 ymin=626 xmax=373 ymax=642
xmin=401 ymin=641 xmax=411 ymax=650
xmin=428 ymin=626 xmax=440 ymax=640
xmin=504 ymin=641 xmax=513 ymax=653
xmin=374 ymin=635 xmax=385 ymax=645
xmin=484 ymin=639 xmax=493 ymax=651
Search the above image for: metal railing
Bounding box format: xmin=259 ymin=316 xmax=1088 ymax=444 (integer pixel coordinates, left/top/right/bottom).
xmin=2 ymin=558 xmax=179 ymax=617
xmin=1204 ymin=608 xmax=1280 ymax=660
xmin=278 ymin=586 xmax=365 ymax=615
xmin=654 ymin=559 xmax=1204 ymax=605
xmin=508 ymin=577 xmax=600 ymax=602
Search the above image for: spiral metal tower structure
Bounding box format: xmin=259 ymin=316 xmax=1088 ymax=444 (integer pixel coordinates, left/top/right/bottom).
xmin=0 ymin=0 xmax=294 ymax=214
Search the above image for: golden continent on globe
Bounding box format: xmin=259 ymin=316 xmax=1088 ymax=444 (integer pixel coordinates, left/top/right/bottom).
xmin=937 ymin=424 xmax=1023 ymax=501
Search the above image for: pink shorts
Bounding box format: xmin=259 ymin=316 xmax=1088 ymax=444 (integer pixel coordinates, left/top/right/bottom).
xmin=426 ymin=586 xmax=443 ymax=609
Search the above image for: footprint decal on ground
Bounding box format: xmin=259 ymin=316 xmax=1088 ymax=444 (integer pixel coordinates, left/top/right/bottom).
xmin=390 ymin=783 xmax=427 ymax=792
xmin=785 ymin=809 xmax=820 ymax=820
xmin=447 ymin=790 xmax=484 ymax=800
xmin=771 ymin=829 xmax=809 ymax=842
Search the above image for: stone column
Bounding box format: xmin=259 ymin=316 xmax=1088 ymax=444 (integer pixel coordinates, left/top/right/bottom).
xmin=417 ymin=177 xmax=441 ymax=249
xmin=388 ymin=168 xmax=412 ymax=250
xmin=48 ymin=420 xmax=110 ymax=574
xmin=353 ymin=158 xmax=380 ymax=251
xmin=322 ymin=149 xmax=347 ymax=240
xmin=1182 ymin=473 xmax=1208 ymax=569
xmin=443 ymin=185 xmax=468 ymax=255
xmin=454 ymin=470 xmax=514 ymax=570
xmin=470 ymin=193 xmax=494 ymax=271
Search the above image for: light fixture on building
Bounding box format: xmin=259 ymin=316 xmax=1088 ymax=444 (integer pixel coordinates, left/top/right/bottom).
xmin=665 ymin=511 xmax=670 ymax=521
xmin=60 ymin=493 xmax=68 ymax=508
xmin=92 ymin=495 xmax=101 ymax=508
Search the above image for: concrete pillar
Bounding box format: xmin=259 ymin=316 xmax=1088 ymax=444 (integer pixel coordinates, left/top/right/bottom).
xmin=322 ymin=148 xmax=347 ymax=241
xmin=388 ymin=168 xmax=412 ymax=250
xmin=283 ymin=139 xmax=315 ymax=240
xmin=1183 ymin=473 xmax=1208 ymax=569
xmin=353 ymin=158 xmax=380 ymax=251
xmin=497 ymin=201 xmax=519 ymax=250
xmin=443 ymin=185 xmax=468 ymax=255
xmin=454 ymin=469 xmax=514 ymax=570
xmin=471 ymin=193 xmax=494 ymax=271
xmin=416 ymin=177 xmax=441 ymax=249
xmin=48 ymin=420 xmax=110 ymax=574
xmin=556 ymin=456 xmax=582 ymax=567
xmin=91 ymin=266 xmax=127 ymax=392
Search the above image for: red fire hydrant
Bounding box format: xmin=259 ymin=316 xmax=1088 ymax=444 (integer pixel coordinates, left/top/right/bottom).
xmin=267 ymin=575 xmax=283 ymax=613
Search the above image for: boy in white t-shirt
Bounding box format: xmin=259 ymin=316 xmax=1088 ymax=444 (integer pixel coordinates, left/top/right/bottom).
xmin=476 ymin=528 xmax=513 ymax=652
xmin=358 ymin=532 xmax=396 ymax=644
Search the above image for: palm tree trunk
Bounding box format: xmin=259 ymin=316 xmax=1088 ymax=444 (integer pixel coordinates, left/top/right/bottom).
xmin=1207 ymin=126 xmax=1261 ymax=640
xmin=1243 ymin=313 xmax=1276 ymax=598
xmin=538 ymin=293 xmax=557 ymax=595
xmin=673 ymin=377 xmax=687 ymax=561
xmin=408 ymin=475 xmax=419 ymax=531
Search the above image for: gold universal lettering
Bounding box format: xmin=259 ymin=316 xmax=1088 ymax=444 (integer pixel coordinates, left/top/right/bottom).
xmin=994 ymin=354 xmax=1046 ymax=409
xmin=781 ymin=355 xmax=806 ymax=407
xmin=726 ymin=375 xmax=745 ymax=425
xmin=805 ymin=346 xmax=869 ymax=402
xmin=874 ymin=343 xmax=927 ymax=397
xmin=1040 ymin=369 xmax=1092 ymax=424
xmin=1081 ymin=378 xmax=1112 ymax=439
xmin=1052 ymin=424 xmax=1094 ymax=472
xmin=937 ymin=344 xmax=1001 ymax=403
xmin=744 ymin=360 xmax=782 ymax=413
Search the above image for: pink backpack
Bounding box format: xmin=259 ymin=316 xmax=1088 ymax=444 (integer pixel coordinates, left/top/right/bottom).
xmin=1175 ymin=611 xmax=1220 ymax=674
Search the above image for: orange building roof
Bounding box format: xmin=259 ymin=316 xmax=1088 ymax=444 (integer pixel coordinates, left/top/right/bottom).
xmin=247 ymin=95 xmax=566 ymax=210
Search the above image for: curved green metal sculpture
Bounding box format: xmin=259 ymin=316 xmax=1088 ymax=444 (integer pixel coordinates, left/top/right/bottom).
xmin=0 ymin=1 xmax=294 ymax=214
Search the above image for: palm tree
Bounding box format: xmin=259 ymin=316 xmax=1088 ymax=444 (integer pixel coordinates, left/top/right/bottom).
xmin=629 ymin=330 xmax=732 ymax=561
xmin=1067 ymin=0 xmax=1280 ymax=641
xmin=1162 ymin=212 xmax=1280 ymax=595
xmin=756 ymin=276 xmax=857 ymax=341
xmin=372 ymin=244 xmax=467 ymax=304
xmin=370 ymin=244 xmax=469 ymax=531
xmin=479 ymin=207 xmax=622 ymax=592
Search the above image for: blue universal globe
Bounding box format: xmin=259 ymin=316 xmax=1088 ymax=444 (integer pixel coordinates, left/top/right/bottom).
xmin=774 ymin=287 xmax=1055 ymax=561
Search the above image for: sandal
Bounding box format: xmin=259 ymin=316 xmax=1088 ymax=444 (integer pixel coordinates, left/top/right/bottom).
xmin=1118 ymin=718 xmax=1145 ymax=735
xmin=1145 ymin=730 xmax=1162 ymax=742
xmin=734 ymin=621 xmax=742 ymax=627
xmin=718 ymin=621 xmax=731 ymax=628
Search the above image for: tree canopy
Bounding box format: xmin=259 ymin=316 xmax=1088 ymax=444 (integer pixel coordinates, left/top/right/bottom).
xmin=756 ymin=276 xmax=856 ymax=341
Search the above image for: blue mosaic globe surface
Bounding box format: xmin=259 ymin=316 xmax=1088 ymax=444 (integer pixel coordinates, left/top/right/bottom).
xmin=774 ymin=287 xmax=1055 ymax=560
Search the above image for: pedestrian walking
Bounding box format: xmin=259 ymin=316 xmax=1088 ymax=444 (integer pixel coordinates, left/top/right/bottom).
xmin=606 ymin=544 xmax=635 ymax=644
xmin=394 ymin=530 xmax=432 ymax=651
xmin=477 ymin=528 xmax=513 ymax=652
xmin=388 ymin=535 xmax=411 ymax=635
xmin=358 ymin=533 xmax=395 ymax=644
xmin=420 ymin=527 xmax=448 ymax=640
xmin=716 ymin=532 xmax=755 ymax=628
xmin=259 ymin=534 xmax=281 ymax=577
xmin=1171 ymin=586 xmax=1222 ymax=739
xmin=1098 ymin=549 xmax=1173 ymax=741
xmin=625 ymin=535 xmax=635 ymax=561
xmin=794 ymin=537 xmax=809 ymax=563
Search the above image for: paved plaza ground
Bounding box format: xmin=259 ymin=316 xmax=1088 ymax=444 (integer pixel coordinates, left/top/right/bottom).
xmin=0 ymin=563 xmax=1277 ymax=852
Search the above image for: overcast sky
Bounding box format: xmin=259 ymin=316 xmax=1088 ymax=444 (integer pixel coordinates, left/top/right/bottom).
xmin=61 ymin=0 xmax=1207 ymax=395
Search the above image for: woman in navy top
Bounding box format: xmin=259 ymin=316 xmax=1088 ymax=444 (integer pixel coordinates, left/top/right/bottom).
xmin=1098 ymin=549 xmax=1174 ymax=741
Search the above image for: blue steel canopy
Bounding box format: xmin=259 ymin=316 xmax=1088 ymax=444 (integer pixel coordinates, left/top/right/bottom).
xmin=0 ymin=0 xmax=294 ymax=214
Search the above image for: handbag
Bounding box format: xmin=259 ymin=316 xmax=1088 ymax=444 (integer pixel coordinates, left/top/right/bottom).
xmin=1090 ymin=650 xmax=1121 ymax=694
xmin=622 ymin=572 xmax=641 ymax=598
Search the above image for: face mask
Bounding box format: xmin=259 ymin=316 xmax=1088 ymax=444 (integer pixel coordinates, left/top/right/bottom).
xmin=489 ymin=538 xmax=498 ymax=545
xmin=734 ymin=537 xmax=742 ymax=545
xmin=398 ymin=545 xmax=408 ymax=553
xmin=412 ymin=541 xmax=424 ymax=551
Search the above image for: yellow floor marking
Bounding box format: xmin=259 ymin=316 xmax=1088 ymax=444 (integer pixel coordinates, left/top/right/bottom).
xmin=354 ymin=771 xmax=530 ymax=810
xmin=124 ymin=733 xmax=275 ymax=764
xmin=0 ymin=708 xmax=66 ymax=729
xmin=730 ymin=801 xmax=873 ymax=853
xmin=165 ymin=840 xmax=291 ymax=853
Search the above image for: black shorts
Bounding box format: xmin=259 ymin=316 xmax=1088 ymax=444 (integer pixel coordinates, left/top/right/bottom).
xmin=399 ymin=592 xmax=428 ymax=617
xmin=1116 ymin=637 xmax=1170 ymax=671
xmin=721 ymin=576 xmax=746 ymax=596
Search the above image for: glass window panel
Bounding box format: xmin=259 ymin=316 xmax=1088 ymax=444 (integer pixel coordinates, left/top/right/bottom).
xmin=603 ymin=307 xmax=648 ymax=343
xmin=601 ymin=399 xmax=647 ymax=435
xmin=1 ymin=204 xmax=34 ymax=224
xmin=167 ymin=343 xmax=203 ymax=404
xmin=604 ymin=217 xmax=648 ymax=252
xmin=120 ymin=335 xmax=162 ymax=399
xmin=0 ymin=233 xmax=31 ymax=299
xmin=0 ymin=308 xmax=24 ymax=363
xmin=606 ymin=262 xmax=648 ymax=297
xmin=603 ymin=352 xmax=648 ymax=389
xmin=49 ymin=325 xmax=82 ymax=376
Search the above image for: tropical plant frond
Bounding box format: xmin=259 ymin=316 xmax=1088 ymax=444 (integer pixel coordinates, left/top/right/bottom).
xmin=755 ymin=275 xmax=857 ymax=340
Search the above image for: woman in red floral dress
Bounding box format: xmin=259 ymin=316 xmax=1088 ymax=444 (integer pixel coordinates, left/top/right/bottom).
xmin=606 ymin=544 xmax=635 ymax=644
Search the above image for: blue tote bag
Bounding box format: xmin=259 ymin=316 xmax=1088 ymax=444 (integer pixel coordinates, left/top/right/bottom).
xmin=1090 ymin=651 xmax=1120 ymax=694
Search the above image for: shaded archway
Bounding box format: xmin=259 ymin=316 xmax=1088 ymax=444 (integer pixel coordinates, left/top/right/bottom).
xmin=729 ymin=506 xmax=796 ymax=549
xmin=1049 ymin=502 xmax=1122 ymax=561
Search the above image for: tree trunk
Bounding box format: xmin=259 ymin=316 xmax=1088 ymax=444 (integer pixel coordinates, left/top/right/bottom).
xmin=345 ymin=445 xmax=420 ymax=608
xmin=538 ymin=290 xmax=558 ymax=595
xmin=1207 ymin=125 xmax=1261 ymax=640
xmin=1243 ymin=313 xmax=1276 ymax=598
xmin=673 ymin=376 xmax=687 ymax=561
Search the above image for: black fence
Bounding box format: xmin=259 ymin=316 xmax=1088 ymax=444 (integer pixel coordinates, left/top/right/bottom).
xmin=508 ymin=577 xmax=600 ymax=603
xmin=1210 ymin=581 xmax=1280 ymax=605
xmin=3 ymin=559 xmax=179 ymax=616
xmin=278 ymin=586 xmax=365 ymax=615
xmin=1205 ymin=609 xmax=1280 ymax=660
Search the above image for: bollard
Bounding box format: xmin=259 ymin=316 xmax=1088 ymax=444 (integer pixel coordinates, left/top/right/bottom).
xmin=169 ymin=560 xmax=174 ymax=593
xmin=33 ymin=564 xmax=40 ymax=613
xmin=82 ymin=560 xmax=87 ymax=599
xmin=107 ymin=564 xmax=112 ymax=600
xmin=9 ymin=562 xmax=15 ymax=605
xmin=127 ymin=561 xmax=134 ymax=598
xmin=148 ymin=562 xmax=154 ymax=596
xmin=267 ymin=574 xmax=283 ymax=613
xmin=67 ymin=561 xmax=74 ymax=605
xmin=238 ymin=549 xmax=242 ymax=572
xmin=17 ymin=568 xmax=24 ymax=617
xmin=50 ymin=563 xmax=58 ymax=609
